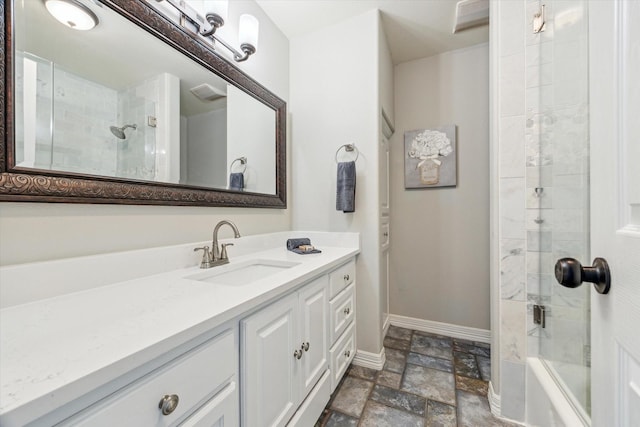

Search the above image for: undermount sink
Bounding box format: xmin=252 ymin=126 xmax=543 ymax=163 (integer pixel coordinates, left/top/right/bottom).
xmin=185 ymin=259 xmax=300 ymax=286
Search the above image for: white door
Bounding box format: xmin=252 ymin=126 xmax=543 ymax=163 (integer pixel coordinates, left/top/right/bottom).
xmin=589 ymin=1 xmax=640 ymax=425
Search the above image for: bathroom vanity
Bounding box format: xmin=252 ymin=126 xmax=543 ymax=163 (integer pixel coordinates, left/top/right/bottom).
xmin=0 ymin=232 xmax=359 ymax=426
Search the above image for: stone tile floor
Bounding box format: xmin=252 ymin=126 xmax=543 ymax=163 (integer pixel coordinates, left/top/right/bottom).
xmin=315 ymin=326 xmax=519 ymax=426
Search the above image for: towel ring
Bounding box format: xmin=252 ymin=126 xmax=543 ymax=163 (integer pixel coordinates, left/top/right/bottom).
xmin=230 ymin=157 xmax=247 ymax=173
xmin=335 ymin=144 xmax=359 ymax=163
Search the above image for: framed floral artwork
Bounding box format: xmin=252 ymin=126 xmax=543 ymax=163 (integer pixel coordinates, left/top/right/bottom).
xmin=404 ymin=125 xmax=457 ymax=189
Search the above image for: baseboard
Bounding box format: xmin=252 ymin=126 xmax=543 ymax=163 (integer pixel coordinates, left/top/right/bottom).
xmin=352 ymin=347 xmax=386 ymax=370
xmin=388 ymin=314 xmax=491 ymax=343
xmin=383 ymin=314 xmax=390 ymax=338
xmin=488 ymin=381 xmax=501 ymax=417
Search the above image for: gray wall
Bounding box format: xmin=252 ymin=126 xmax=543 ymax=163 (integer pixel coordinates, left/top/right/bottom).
xmin=390 ymin=43 xmax=490 ymax=330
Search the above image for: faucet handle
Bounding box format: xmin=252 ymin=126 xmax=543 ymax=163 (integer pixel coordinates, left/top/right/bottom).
xmin=194 ymin=246 xmax=213 ymax=269
xmin=220 ymin=243 xmax=234 ymax=260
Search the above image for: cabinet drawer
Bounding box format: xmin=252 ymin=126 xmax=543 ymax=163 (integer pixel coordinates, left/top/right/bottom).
xmin=329 ymin=260 xmax=355 ymax=298
xmin=329 ymin=323 xmax=355 ymax=393
xmin=61 ymin=329 xmax=236 ymax=427
xmin=329 ymin=283 xmax=355 ymax=344
xmin=180 ymin=381 xmax=237 ymax=427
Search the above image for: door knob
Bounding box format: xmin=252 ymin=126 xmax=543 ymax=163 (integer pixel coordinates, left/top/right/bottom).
xmin=554 ymin=257 xmax=611 ymax=294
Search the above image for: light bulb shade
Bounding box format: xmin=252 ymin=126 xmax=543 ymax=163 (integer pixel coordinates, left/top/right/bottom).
xmin=44 ymin=0 xmax=98 ymax=31
xmin=204 ymin=0 xmax=228 ymax=22
xmin=238 ymin=14 xmax=259 ymax=51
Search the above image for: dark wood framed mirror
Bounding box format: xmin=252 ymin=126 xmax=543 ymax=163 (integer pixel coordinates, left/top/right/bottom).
xmin=0 ymin=0 xmax=286 ymax=208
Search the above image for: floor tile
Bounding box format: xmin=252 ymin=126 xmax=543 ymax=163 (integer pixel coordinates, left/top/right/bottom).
xmin=329 ymin=376 xmax=373 ymax=418
xmin=384 ymin=335 xmax=412 ymax=351
xmin=411 ymin=333 xmax=453 ymax=360
xmin=384 ymin=347 xmax=407 ymax=374
xmin=370 ymin=384 xmax=427 ymax=416
xmin=386 ymin=325 xmax=413 ymax=341
xmin=359 ymin=401 xmax=424 ymax=427
xmin=407 ymin=351 xmax=454 ymax=373
xmin=455 ymin=375 xmax=489 ymax=396
xmin=376 ymin=370 xmax=402 ymax=389
xmin=323 ymin=410 xmax=359 ymax=427
xmin=476 ymin=355 xmax=492 ymax=381
xmin=401 ymin=363 xmax=456 ymax=405
xmin=453 ymin=351 xmax=481 ymax=379
xmin=426 ymin=400 xmax=457 ymax=427
xmin=348 ymin=364 xmax=378 ymax=381
xmin=316 ymin=329 xmax=500 ymax=426
xmin=453 ymin=341 xmax=492 ymax=357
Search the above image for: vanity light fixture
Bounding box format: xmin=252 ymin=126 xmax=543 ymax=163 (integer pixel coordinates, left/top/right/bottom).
xmin=156 ymin=0 xmax=259 ymax=62
xmin=44 ymin=0 xmax=99 ymax=31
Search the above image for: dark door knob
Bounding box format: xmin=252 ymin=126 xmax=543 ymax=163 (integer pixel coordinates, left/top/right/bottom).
xmin=555 ymin=257 xmax=611 ymax=294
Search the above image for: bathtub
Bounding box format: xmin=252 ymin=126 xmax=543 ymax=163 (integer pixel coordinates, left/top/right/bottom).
xmin=526 ymin=357 xmax=590 ymax=426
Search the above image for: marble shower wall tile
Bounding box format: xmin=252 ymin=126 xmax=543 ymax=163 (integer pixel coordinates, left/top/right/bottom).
xmin=526 ymin=251 xmax=554 ymax=277
xmin=500 ymin=53 xmax=526 ymax=117
xmin=500 ymin=178 xmax=526 ymax=239
xmin=500 ymin=300 xmax=527 ymax=363
xmin=499 ymin=116 xmax=526 ymax=178
xmin=499 ymin=0 xmax=525 ymax=58
xmin=500 ymin=239 xmax=526 ymax=300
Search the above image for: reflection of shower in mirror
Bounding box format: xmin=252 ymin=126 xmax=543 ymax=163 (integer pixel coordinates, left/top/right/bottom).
xmin=109 ymin=124 xmax=137 ymax=140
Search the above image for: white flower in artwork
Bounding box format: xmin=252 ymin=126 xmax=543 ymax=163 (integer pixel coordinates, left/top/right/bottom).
xmin=408 ymin=130 xmax=452 ymax=167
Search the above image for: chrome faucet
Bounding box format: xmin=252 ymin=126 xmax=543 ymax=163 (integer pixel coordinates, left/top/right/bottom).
xmin=193 ymin=221 xmax=241 ymax=269
xmin=211 ymin=220 xmax=241 ymax=265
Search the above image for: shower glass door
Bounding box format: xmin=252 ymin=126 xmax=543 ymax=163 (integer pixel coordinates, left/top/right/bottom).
xmin=529 ymin=0 xmax=591 ymax=421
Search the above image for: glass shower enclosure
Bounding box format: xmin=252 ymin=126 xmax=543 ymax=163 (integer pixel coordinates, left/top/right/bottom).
xmin=527 ymin=0 xmax=591 ymax=422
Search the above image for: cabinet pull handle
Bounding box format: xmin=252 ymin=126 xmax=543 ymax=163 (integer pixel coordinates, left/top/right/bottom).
xmin=301 ymin=342 xmax=310 ymax=351
xmin=343 ymin=307 xmax=350 ymax=315
xmin=344 ymin=350 xmax=351 ymax=358
xmin=294 ymin=349 xmax=303 ymax=359
xmin=344 ymin=274 xmax=350 ymax=281
xmin=159 ymin=394 xmax=180 ymax=416
xmin=383 ymin=232 xmax=389 ymax=237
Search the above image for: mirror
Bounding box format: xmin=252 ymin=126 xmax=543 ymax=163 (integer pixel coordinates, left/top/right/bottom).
xmin=0 ymin=0 xmax=286 ymax=207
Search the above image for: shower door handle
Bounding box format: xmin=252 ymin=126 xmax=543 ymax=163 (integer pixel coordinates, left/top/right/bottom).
xmin=554 ymin=257 xmax=611 ymax=294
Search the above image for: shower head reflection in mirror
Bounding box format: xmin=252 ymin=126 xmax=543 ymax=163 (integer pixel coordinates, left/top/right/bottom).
xmin=109 ymin=124 xmax=137 ymax=140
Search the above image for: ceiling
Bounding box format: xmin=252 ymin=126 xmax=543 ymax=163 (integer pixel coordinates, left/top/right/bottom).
xmin=255 ymin=0 xmax=489 ymax=65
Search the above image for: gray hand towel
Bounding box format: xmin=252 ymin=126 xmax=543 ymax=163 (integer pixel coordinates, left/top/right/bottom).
xmin=336 ymin=161 xmax=356 ymax=213
xmin=229 ymin=172 xmax=244 ymax=191
xmin=286 ymin=238 xmax=322 ymax=255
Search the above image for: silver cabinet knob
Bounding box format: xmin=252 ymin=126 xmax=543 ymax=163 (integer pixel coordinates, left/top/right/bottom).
xmin=301 ymin=342 xmax=310 ymax=352
xmin=344 ymin=350 xmax=351 ymax=358
xmin=383 ymin=232 xmax=389 ymax=237
xmin=159 ymin=394 xmax=179 ymax=416
xmin=343 ymin=307 xmax=351 ymax=315
xmin=344 ymin=274 xmax=350 ymax=281
xmin=294 ymin=349 xmax=303 ymax=359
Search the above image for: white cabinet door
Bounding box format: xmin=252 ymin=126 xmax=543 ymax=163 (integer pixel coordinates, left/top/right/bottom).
xmin=242 ymin=293 xmax=299 ymax=427
xmin=298 ymin=276 xmax=328 ymax=397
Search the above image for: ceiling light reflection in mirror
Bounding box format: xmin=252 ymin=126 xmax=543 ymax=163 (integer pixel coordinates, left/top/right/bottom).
xmin=13 ymin=0 xmax=276 ymax=195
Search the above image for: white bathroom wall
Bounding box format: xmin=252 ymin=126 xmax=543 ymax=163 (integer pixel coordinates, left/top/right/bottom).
xmin=390 ymin=44 xmax=490 ymax=330
xmin=290 ymin=9 xmax=383 ymax=355
xmin=0 ymin=0 xmax=290 ymax=266
xmin=226 ymin=85 xmax=276 ymax=194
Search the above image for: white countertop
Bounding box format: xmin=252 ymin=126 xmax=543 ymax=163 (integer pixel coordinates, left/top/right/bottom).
xmin=0 ymin=232 xmax=359 ymax=425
